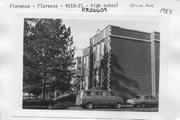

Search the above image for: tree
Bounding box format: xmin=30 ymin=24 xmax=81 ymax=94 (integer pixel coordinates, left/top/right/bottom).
xmin=23 ymin=18 xmax=75 ymax=99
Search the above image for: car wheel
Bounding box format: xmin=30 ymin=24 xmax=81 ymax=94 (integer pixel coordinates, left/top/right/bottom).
xmin=140 ymin=103 xmax=146 ymax=108
xmin=133 ymin=105 xmax=137 ymax=108
xmin=47 ymin=104 xmax=53 ymax=109
xmin=85 ymin=102 xmax=93 ymax=109
xmin=115 ymin=102 xmax=122 ymax=109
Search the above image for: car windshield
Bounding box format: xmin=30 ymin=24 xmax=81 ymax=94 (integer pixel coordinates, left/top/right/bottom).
xmin=135 ymin=96 xmax=141 ymax=99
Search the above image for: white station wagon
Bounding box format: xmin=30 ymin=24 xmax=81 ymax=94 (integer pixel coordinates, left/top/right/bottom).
xmin=127 ymin=95 xmax=158 ymax=108
xmin=76 ymin=90 xmax=124 ymax=109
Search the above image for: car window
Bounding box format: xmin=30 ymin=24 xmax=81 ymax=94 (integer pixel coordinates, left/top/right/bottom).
xmin=144 ymin=96 xmax=149 ymax=100
xmin=99 ymin=91 xmax=103 ymax=96
xmin=106 ymin=91 xmax=110 ymax=96
xmin=110 ymin=92 xmax=115 ymax=96
xmin=94 ymin=91 xmax=99 ymax=96
xmin=85 ymin=91 xmax=92 ymax=96
xmin=101 ymin=91 xmax=106 ymax=96
xmin=135 ymin=96 xmax=141 ymax=99
xmin=150 ymin=96 xmax=155 ymax=99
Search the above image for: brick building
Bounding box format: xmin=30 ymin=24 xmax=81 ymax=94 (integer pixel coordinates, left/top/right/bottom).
xmin=82 ymin=47 xmax=90 ymax=90
xmin=84 ymin=25 xmax=160 ymax=100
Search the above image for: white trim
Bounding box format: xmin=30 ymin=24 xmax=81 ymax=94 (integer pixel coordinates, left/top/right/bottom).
xmin=93 ymin=33 xmax=160 ymax=46
xmin=150 ymin=33 xmax=157 ymax=97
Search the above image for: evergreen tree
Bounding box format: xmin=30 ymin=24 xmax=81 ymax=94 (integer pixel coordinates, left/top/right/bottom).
xmin=23 ymin=18 xmax=75 ymax=99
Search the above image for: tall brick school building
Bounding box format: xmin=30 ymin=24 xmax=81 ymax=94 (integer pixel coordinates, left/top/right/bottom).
xmin=81 ymin=25 xmax=160 ymax=100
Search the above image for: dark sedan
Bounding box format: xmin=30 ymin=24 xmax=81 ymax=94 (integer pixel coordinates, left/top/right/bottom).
xmin=23 ymin=95 xmax=55 ymax=109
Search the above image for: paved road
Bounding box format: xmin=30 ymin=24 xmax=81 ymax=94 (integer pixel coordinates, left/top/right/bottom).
xmin=53 ymin=105 xmax=158 ymax=112
xmin=24 ymin=104 xmax=158 ymax=112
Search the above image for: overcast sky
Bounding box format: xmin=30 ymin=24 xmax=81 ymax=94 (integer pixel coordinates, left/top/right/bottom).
xmin=62 ymin=19 xmax=160 ymax=57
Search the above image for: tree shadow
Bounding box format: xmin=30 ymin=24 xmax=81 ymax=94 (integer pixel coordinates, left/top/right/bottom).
xmin=110 ymin=54 xmax=140 ymax=100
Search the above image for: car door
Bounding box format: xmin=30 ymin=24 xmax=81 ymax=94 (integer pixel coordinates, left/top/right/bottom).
xmin=144 ymin=96 xmax=150 ymax=105
xmin=83 ymin=91 xmax=93 ymax=104
xmin=93 ymin=91 xmax=101 ymax=105
xmin=133 ymin=96 xmax=141 ymax=105
xmin=106 ymin=91 xmax=116 ymax=105
xmin=98 ymin=91 xmax=107 ymax=105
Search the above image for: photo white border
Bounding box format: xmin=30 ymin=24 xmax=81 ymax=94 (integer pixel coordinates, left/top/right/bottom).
xmin=12 ymin=12 xmax=169 ymax=120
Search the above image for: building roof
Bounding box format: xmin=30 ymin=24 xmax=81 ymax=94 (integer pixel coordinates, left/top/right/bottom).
xmin=89 ymin=25 xmax=160 ymax=46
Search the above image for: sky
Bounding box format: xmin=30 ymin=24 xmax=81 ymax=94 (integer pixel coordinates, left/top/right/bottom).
xmin=62 ymin=19 xmax=160 ymax=57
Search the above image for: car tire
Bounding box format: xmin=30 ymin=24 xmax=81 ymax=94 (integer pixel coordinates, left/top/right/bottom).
xmin=140 ymin=103 xmax=146 ymax=108
xmin=133 ymin=105 xmax=137 ymax=108
xmin=115 ymin=102 xmax=122 ymax=109
xmin=85 ymin=102 xmax=93 ymax=109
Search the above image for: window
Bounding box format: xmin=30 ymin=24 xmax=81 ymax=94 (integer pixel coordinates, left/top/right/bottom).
xmin=85 ymin=91 xmax=92 ymax=96
xmin=144 ymin=96 xmax=149 ymax=100
xmin=97 ymin=44 xmax=100 ymax=61
xmin=106 ymin=91 xmax=110 ymax=96
xmin=86 ymin=56 xmax=89 ymax=69
xmin=135 ymin=96 xmax=141 ymax=99
xmin=99 ymin=91 xmax=103 ymax=96
xmin=110 ymin=92 xmax=115 ymax=96
xmin=91 ymin=37 xmax=94 ymax=45
xmin=95 ymin=91 xmax=99 ymax=96
xmin=101 ymin=42 xmax=104 ymax=57
xmin=100 ymin=91 xmax=106 ymax=96
xmin=150 ymin=96 xmax=155 ymax=99
xmin=93 ymin=47 xmax=96 ymax=61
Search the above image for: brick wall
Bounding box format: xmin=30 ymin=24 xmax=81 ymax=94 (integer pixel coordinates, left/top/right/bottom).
xmin=110 ymin=26 xmax=151 ymax=40
xmin=110 ymin=36 xmax=152 ymax=99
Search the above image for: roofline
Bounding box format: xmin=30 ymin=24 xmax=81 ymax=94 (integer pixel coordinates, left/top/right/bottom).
xmin=89 ymin=25 xmax=160 ymax=40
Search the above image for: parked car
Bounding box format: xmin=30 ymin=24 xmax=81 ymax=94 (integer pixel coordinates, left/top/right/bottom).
xmin=76 ymin=90 xmax=124 ymax=109
xmin=23 ymin=95 xmax=56 ymax=109
xmin=126 ymin=95 xmax=158 ymax=108
xmin=52 ymin=92 xmax=77 ymax=109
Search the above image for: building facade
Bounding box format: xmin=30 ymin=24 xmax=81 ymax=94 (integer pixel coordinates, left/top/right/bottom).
xmin=82 ymin=47 xmax=90 ymax=90
xmin=74 ymin=57 xmax=82 ymax=76
xmin=85 ymin=25 xmax=160 ymax=100
xmin=71 ymin=57 xmax=83 ymax=91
